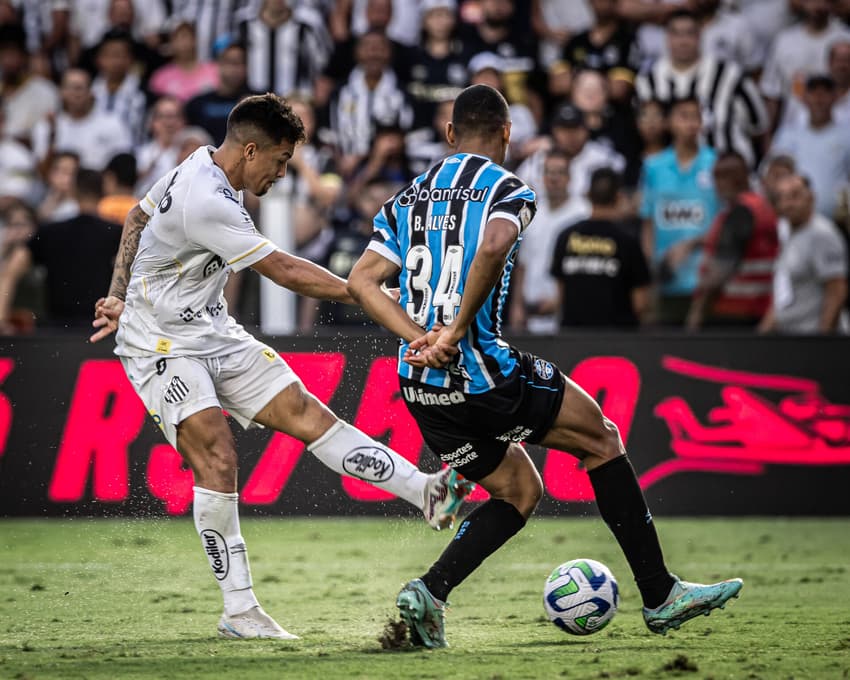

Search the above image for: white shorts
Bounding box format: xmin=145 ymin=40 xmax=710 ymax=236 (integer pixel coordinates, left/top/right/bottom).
xmin=121 ymin=339 xmax=300 ymax=447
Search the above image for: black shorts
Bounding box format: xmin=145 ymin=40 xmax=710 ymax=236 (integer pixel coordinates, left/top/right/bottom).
xmin=400 ymin=350 xmax=566 ymax=481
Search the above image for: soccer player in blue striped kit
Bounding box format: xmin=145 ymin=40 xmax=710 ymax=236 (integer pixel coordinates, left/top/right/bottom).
xmin=348 ymin=84 xmax=743 ymax=648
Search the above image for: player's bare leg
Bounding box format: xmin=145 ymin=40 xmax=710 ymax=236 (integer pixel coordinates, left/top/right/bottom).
xmin=398 ymin=443 xmax=542 ymax=648
xmin=177 ymin=407 xmax=297 ymax=640
xmin=252 ymin=381 xmax=474 ymax=528
xmin=541 ymin=377 xmax=742 ymax=632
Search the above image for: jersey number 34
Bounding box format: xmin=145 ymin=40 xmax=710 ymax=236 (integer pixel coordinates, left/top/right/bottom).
xmin=406 ymin=245 xmax=463 ymax=325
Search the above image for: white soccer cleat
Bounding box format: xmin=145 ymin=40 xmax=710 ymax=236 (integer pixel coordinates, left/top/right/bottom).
xmin=217 ymin=605 xmax=299 ymax=640
xmin=422 ymin=468 xmax=476 ymax=531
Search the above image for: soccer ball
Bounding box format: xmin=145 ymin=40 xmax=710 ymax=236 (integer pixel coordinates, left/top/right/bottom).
xmin=543 ymin=558 xmax=619 ymax=635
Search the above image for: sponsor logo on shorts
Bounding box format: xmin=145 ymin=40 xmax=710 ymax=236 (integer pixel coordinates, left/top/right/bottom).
xmin=342 ymin=447 xmax=395 ymax=482
xmin=200 ymin=529 xmax=229 ymax=581
xmin=533 ymin=358 xmax=554 ymax=381
xmin=163 ymin=376 xmax=190 ymax=404
xmin=441 ymin=442 xmax=479 ymax=468
xmin=497 ymin=425 xmax=533 ymax=442
xmin=402 ymin=386 xmax=466 ymax=406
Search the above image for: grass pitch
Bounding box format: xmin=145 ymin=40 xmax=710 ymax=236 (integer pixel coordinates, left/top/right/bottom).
xmin=1 ymin=517 xmax=848 ymax=680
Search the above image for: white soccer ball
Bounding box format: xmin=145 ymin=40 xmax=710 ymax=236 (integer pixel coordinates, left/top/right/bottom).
xmin=543 ymin=558 xmax=619 ymax=635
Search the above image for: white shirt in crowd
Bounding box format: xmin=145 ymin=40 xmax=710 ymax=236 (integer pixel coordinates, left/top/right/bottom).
xmin=31 ymin=108 xmax=133 ymax=170
xmin=518 ymin=192 xmax=591 ymax=334
xmin=70 ymin=0 xmax=166 ymax=49
xmin=116 ymin=146 xmax=278 ymax=357
xmin=517 ymin=141 xmax=626 ymax=201
xmin=0 ymin=75 xmax=60 ymax=140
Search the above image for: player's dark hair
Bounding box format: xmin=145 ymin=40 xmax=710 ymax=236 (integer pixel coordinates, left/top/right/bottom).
xmin=451 ymin=84 xmax=509 ymax=140
xmin=104 ymin=153 xmax=137 ymax=188
xmin=226 ymin=93 xmax=307 ymax=148
xmin=588 ymin=167 xmax=621 ymax=206
xmin=76 ymin=168 xmax=104 ymax=201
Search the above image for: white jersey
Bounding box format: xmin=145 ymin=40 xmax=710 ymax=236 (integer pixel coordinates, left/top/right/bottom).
xmin=115 ymin=146 xmax=278 ymax=358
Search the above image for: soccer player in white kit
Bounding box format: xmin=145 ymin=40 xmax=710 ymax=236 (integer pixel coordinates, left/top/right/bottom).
xmin=90 ymin=93 xmax=472 ymax=640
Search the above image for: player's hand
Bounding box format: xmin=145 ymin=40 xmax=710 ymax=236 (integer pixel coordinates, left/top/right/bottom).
xmin=90 ymin=295 xmax=124 ymax=343
xmin=404 ymin=324 xmax=460 ymax=368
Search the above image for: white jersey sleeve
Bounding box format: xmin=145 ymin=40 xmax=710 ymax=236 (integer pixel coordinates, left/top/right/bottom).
xmin=185 ymin=193 xmax=277 ymax=273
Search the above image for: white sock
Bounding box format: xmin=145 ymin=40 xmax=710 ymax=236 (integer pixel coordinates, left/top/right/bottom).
xmin=307 ymin=420 xmax=428 ymax=508
xmin=193 ymin=486 xmax=260 ymax=617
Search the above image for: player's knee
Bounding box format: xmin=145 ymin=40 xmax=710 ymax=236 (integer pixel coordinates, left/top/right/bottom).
xmin=191 ymin=440 xmax=238 ymax=489
xmin=596 ymin=417 xmax=625 ymax=463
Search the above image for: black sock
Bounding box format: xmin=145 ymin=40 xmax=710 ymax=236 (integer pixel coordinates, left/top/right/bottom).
xmin=421 ymin=499 xmax=527 ymax=602
xmin=588 ymin=455 xmax=675 ymax=608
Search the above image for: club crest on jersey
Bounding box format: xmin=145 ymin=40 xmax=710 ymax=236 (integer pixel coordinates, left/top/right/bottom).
xmin=163 ymin=376 xmax=190 ymax=404
xmin=534 ymin=358 xmax=554 ymax=381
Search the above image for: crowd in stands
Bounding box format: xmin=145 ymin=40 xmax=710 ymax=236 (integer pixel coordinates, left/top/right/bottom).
xmin=0 ymin=0 xmax=848 ymax=335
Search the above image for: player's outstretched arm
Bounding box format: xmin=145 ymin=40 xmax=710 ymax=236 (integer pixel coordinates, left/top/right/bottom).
xmin=348 ymin=249 xmax=426 ymax=343
xmin=252 ymin=250 xmax=357 ymax=304
xmin=90 ymin=204 xmax=150 ymax=342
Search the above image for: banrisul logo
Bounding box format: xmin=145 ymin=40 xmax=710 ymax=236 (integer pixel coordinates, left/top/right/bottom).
xmin=201 ymin=529 xmax=229 ymax=581
xmin=343 ymin=447 xmax=395 ymax=482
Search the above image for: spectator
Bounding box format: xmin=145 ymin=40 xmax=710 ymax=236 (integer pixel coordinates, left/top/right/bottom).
xmin=328 ymin=30 xmax=413 ymax=179
xmin=36 ymin=151 xmax=79 ymax=223
xmin=759 ymin=153 xmax=796 ymax=212
xmin=548 ymin=0 xmax=639 ymax=104
xmin=173 ymin=0 xmax=256 ymax=62
xmin=148 ymin=21 xmax=219 ymax=103
xmin=91 ymin=29 xmax=148 ymax=144
xmin=698 ymin=0 xmax=759 ymax=73
xmin=784 ymin=40 xmax=850 ymax=127
xmin=760 ymin=174 xmax=848 ymax=333
xmin=0 ymin=168 xmax=122 ymax=332
xmin=530 ymin=0 xmax=593 ymax=68
xmin=316 ymin=0 xmax=408 ymax=107
xmin=0 ymin=24 xmax=59 ymax=143
xmin=0 ymin=105 xmax=38 ymax=209
xmin=617 ymin=0 xmax=697 ymax=66
xmin=459 ymin=0 xmax=542 ymax=118
xmin=185 ymin=41 xmax=254 ymax=145
xmin=760 ymin=0 xmax=850 ymax=132
xmin=0 ymin=200 xmax=43 ymax=333
xmin=770 ymin=74 xmax=850 ymax=218
xmin=687 ymin=151 xmax=779 ymax=330
xmin=31 ymin=68 xmax=133 ymax=172
xmin=13 ymin=0 xmax=70 ymax=75
xmin=173 ymin=125 xmax=214 ymax=165
xmin=98 ymin=152 xmax=137 ymax=224
xmin=330 ymin=0 xmax=421 ymax=48
xmin=549 ymin=167 xmax=651 ymax=328
xmin=347 ymin=123 xmax=413 ymax=203
xmin=516 ymin=102 xmax=625 ymax=198
xmin=635 ymin=9 xmax=768 ymax=168
xmin=240 ymin=0 xmax=331 ymax=100
xmin=570 ymin=68 xmax=642 ymax=188
xmin=467 ymin=52 xmax=538 ymax=166
xmin=510 ymin=149 xmax=591 ymax=334
xmin=636 ymin=98 xmax=669 ymax=161
xmin=640 ymin=96 xmax=719 ymax=325
xmin=405 ymin=97 xmax=453 ymax=176
xmin=398 ymin=0 xmax=467 ymax=129
xmin=135 ymin=95 xmax=185 ymax=196
xmin=69 ymin=0 xmax=167 ymax=57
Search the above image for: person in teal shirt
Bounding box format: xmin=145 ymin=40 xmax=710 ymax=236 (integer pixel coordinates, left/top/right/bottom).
xmin=640 ymin=96 xmax=718 ymax=325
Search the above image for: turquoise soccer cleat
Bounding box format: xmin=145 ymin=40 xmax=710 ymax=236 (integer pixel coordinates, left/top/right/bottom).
xmin=423 ymin=468 xmax=475 ymax=531
xmin=396 ymin=578 xmax=449 ymax=648
xmin=643 ymin=575 xmax=743 ymax=634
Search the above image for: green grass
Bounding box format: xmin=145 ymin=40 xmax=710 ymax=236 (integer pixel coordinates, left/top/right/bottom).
xmin=1 ymin=517 xmax=848 ymax=680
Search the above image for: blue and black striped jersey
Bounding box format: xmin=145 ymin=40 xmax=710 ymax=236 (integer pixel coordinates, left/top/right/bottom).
xmin=367 ymin=152 xmax=537 ymax=394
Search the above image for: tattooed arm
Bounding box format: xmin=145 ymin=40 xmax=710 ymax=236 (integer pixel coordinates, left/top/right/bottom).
xmin=90 ymin=205 xmax=150 ymax=342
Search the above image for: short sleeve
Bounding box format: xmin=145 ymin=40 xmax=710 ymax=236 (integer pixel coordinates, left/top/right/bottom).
xmin=140 ymin=169 xmax=176 ymax=216
xmin=366 ymin=199 xmax=402 ymax=267
xmin=185 ymin=195 xmax=277 ymax=272
xmin=489 ymin=175 xmax=537 ymax=234
xmin=812 ymin=226 xmax=848 ymax=282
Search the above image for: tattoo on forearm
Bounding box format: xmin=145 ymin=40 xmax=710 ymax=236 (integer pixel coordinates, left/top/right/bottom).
xmin=108 ymin=206 xmax=150 ymax=300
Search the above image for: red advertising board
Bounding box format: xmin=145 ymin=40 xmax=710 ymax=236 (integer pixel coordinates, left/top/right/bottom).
xmin=1 ymin=333 xmax=849 ymax=516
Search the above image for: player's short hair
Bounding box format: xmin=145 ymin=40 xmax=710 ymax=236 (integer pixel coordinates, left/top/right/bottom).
xmin=588 ymin=167 xmax=621 ymax=206
xmin=225 ymin=93 xmax=307 ymax=148
xmin=451 ymin=84 xmax=509 ymax=140
xmin=76 ymin=168 xmax=104 ymax=201
xmin=104 ymin=153 xmax=137 ymax=188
